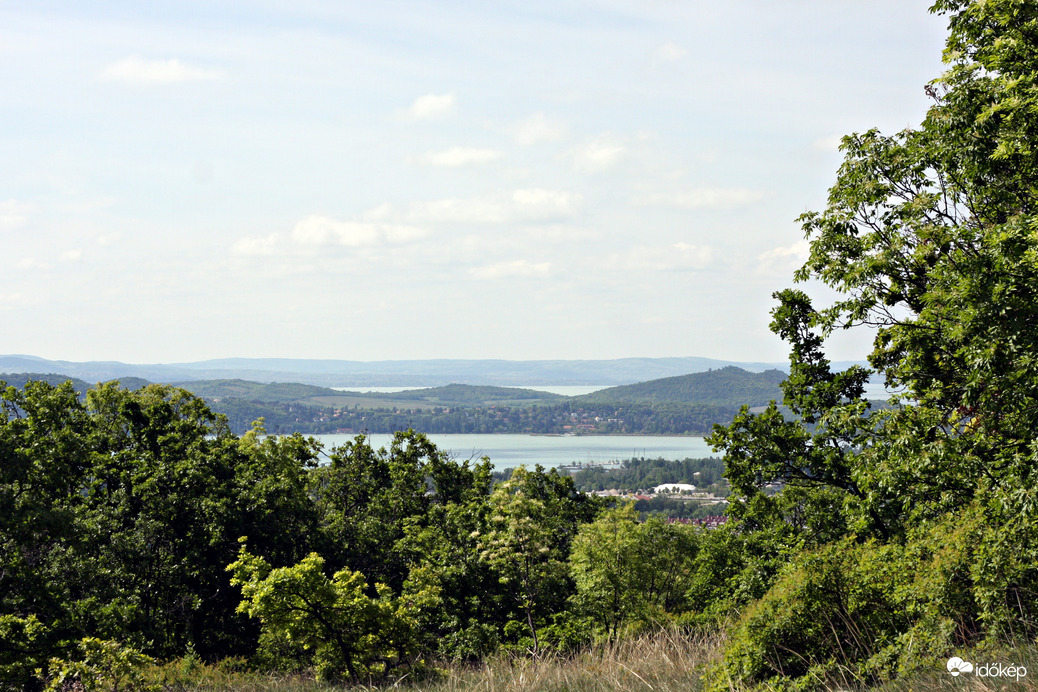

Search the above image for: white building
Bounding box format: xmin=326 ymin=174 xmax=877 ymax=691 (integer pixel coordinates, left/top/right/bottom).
xmin=653 ymin=483 xmax=697 ymax=494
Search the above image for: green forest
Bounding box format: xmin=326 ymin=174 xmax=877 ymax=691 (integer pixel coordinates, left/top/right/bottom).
xmin=212 ymin=399 xmax=743 ymax=436
xmin=5 ymin=0 xmax=1038 ymax=689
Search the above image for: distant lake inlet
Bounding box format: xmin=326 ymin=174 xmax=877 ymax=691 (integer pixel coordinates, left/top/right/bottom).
xmin=309 ymin=433 xmax=718 ymax=471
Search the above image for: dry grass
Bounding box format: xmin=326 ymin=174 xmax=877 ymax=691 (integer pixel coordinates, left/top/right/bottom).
xmin=151 ymin=637 xmax=1038 ymax=692
xmin=415 ymin=628 xmax=723 ymax=692
xmin=151 ymin=628 xmax=723 ymax=692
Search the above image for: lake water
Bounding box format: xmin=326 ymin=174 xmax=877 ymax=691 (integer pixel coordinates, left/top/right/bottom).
xmin=309 ymin=433 xmax=717 ymax=471
xmin=310 ymin=380 xmax=893 ymax=471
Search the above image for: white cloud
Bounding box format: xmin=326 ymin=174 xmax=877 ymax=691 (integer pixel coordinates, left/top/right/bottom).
xmin=603 ymin=243 xmax=713 ymax=272
xmin=511 ymin=189 xmax=581 ymax=218
xmin=291 ymin=216 xmax=374 ymax=246
xmin=633 ymin=187 xmax=766 ymax=209
xmin=233 ymin=215 xmax=428 ymax=256
xmin=405 ymin=92 xmax=456 ymax=120
xmin=0 ymin=199 xmax=30 ymax=229
xmin=756 ymin=239 xmax=810 ymax=274
xmin=409 ymin=197 xmax=507 ymax=224
xmin=0 ymin=293 xmax=26 ymax=310
xmin=511 ymin=112 xmax=566 ymax=146
xmin=572 ymin=135 xmax=626 ymax=172
xmin=470 ymin=259 xmax=551 ymax=280
xmin=60 ymin=249 xmax=82 ymax=262
xmin=291 ymin=215 xmax=428 ymax=247
xmin=18 ymin=258 xmax=50 ymax=270
xmin=361 ymin=203 xmax=394 ymax=222
xmin=233 ymin=189 xmax=581 ymax=259
xmin=812 ymin=134 xmax=845 ymax=152
xmin=386 ymin=189 xmax=582 ymax=225
xmin=410 ymin=147 xmax=503 ymax=167
xmin=653 ymin=42 xmax=688 ymax=63
xmin=99 ymin=56 xmax=225 ymax=85
xmin=232 ymin=234 xmax=280 ymax=257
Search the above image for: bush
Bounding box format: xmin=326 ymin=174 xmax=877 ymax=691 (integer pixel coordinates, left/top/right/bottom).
xmin=711 ymin=507 xmax=987 ymax=690
xmin=45 ymin=638 xmax=156 ymax=692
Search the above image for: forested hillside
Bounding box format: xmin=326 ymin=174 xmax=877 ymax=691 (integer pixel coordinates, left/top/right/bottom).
xmin=574 ymin=366 xmax=786 ymax=407
xmin=2 ymin=373 xmax=758 ymax=435
xmin=0 ymin=372 xmax=152 ymax=395
xmin=180 ymin=370 xmax=780 ymax=435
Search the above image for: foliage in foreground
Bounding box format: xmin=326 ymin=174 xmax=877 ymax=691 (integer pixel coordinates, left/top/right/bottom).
xmin=702 ymin=0 xmax=1038 ymax=688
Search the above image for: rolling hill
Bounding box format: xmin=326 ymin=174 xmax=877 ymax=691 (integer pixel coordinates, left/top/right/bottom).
xmin=573 ymin=366 xmax=787 ymax=407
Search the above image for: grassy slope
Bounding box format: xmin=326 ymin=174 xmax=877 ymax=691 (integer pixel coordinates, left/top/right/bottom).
xmin=144 ymin=634 xmax=1038 ymax=691
xmin=147 ymin=629 xmax=722 ymax=691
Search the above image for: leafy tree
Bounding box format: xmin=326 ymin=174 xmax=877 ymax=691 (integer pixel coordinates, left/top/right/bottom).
xmin=233 ymin=422 xmax=322 ymax=568
xmin=71 ymin=383 xmax=244 ymax=657
xmin=706 ymin=0 xmax=1038 ymax=687
xmin=476 ymin=466 xmax=599 ymax=654
xmin=315 ymin=430 xmax=498 ymax=592
xmin=0 ymin=380 xmax=93 ymax=675
xmin=394 ymin=473 xmax=504 ymax=661
xmin=569 ymin=504 xmax=697 ymax=639
xmin=0 ymin=378 xmax=330 ymax=684
xmin=0 ymin=615 xmax=48 ymax=689
xmin=478 ymin=467 xmax=566 ymax=655
xmin=228 ymin=545 xmax=436 ymax=684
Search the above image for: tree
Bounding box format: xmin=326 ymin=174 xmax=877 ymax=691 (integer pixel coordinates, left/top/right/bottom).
xmin=478 ymin=467 xmax=565 ymax=655
xmin=713 ymin=0 xmax=1038 ymax=547
xmin=569 ymin=504 xmax=697 ymax=639
xmin=315 ymin=431 xmax=454 ymax=591
xmin=228 ymin=544 xmax=436 ymax=684
xmin=707 ymin=0 xmax=1038 ymax=686
xmin=0 ymin=378 xmax=327 ymax=684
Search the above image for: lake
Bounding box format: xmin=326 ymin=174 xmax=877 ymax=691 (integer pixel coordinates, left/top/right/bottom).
xmin=308 ymin=433 xmax=718 ymax=471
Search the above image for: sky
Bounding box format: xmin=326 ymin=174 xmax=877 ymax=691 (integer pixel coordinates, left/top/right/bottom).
xmin=1 ymin=0 xmax=949 ymax=364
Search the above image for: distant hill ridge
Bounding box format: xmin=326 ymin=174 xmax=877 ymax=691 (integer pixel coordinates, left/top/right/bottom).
xmin=1 ymin=367 xmax=786 ymax=408
xmin=573 ymin=366 xmax=787 ymax=407
xmin=0 ymin=372 xmax=151 ymax=397
xmin=0 ymin=369 xmax=788 ymax=435
xmin=0 ymin=354 xmax=800 ymax=387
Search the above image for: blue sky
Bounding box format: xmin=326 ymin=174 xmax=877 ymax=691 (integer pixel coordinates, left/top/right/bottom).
xmin=1 ymin=1 xmax=947 ymax=364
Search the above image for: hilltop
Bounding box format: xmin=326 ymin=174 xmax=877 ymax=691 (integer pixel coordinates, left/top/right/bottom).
xmin=573 ymin=366 xmax=786 ymax=407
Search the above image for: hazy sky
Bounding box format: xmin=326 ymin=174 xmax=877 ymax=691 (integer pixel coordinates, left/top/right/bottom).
xmin=2 ymin=1 xmax=948 ymax=364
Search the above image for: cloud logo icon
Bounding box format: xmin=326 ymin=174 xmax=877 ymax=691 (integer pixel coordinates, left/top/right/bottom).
xmin=947 ymin=657 xmax=974 ymax=676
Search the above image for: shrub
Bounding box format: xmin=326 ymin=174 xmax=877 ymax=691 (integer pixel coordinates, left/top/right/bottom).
xmin=44 ymin=638 xmax=156 ymax=692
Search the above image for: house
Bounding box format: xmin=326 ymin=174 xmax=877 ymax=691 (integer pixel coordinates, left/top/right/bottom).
xmin=653 ymin=483 xmax=697 ymax=494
